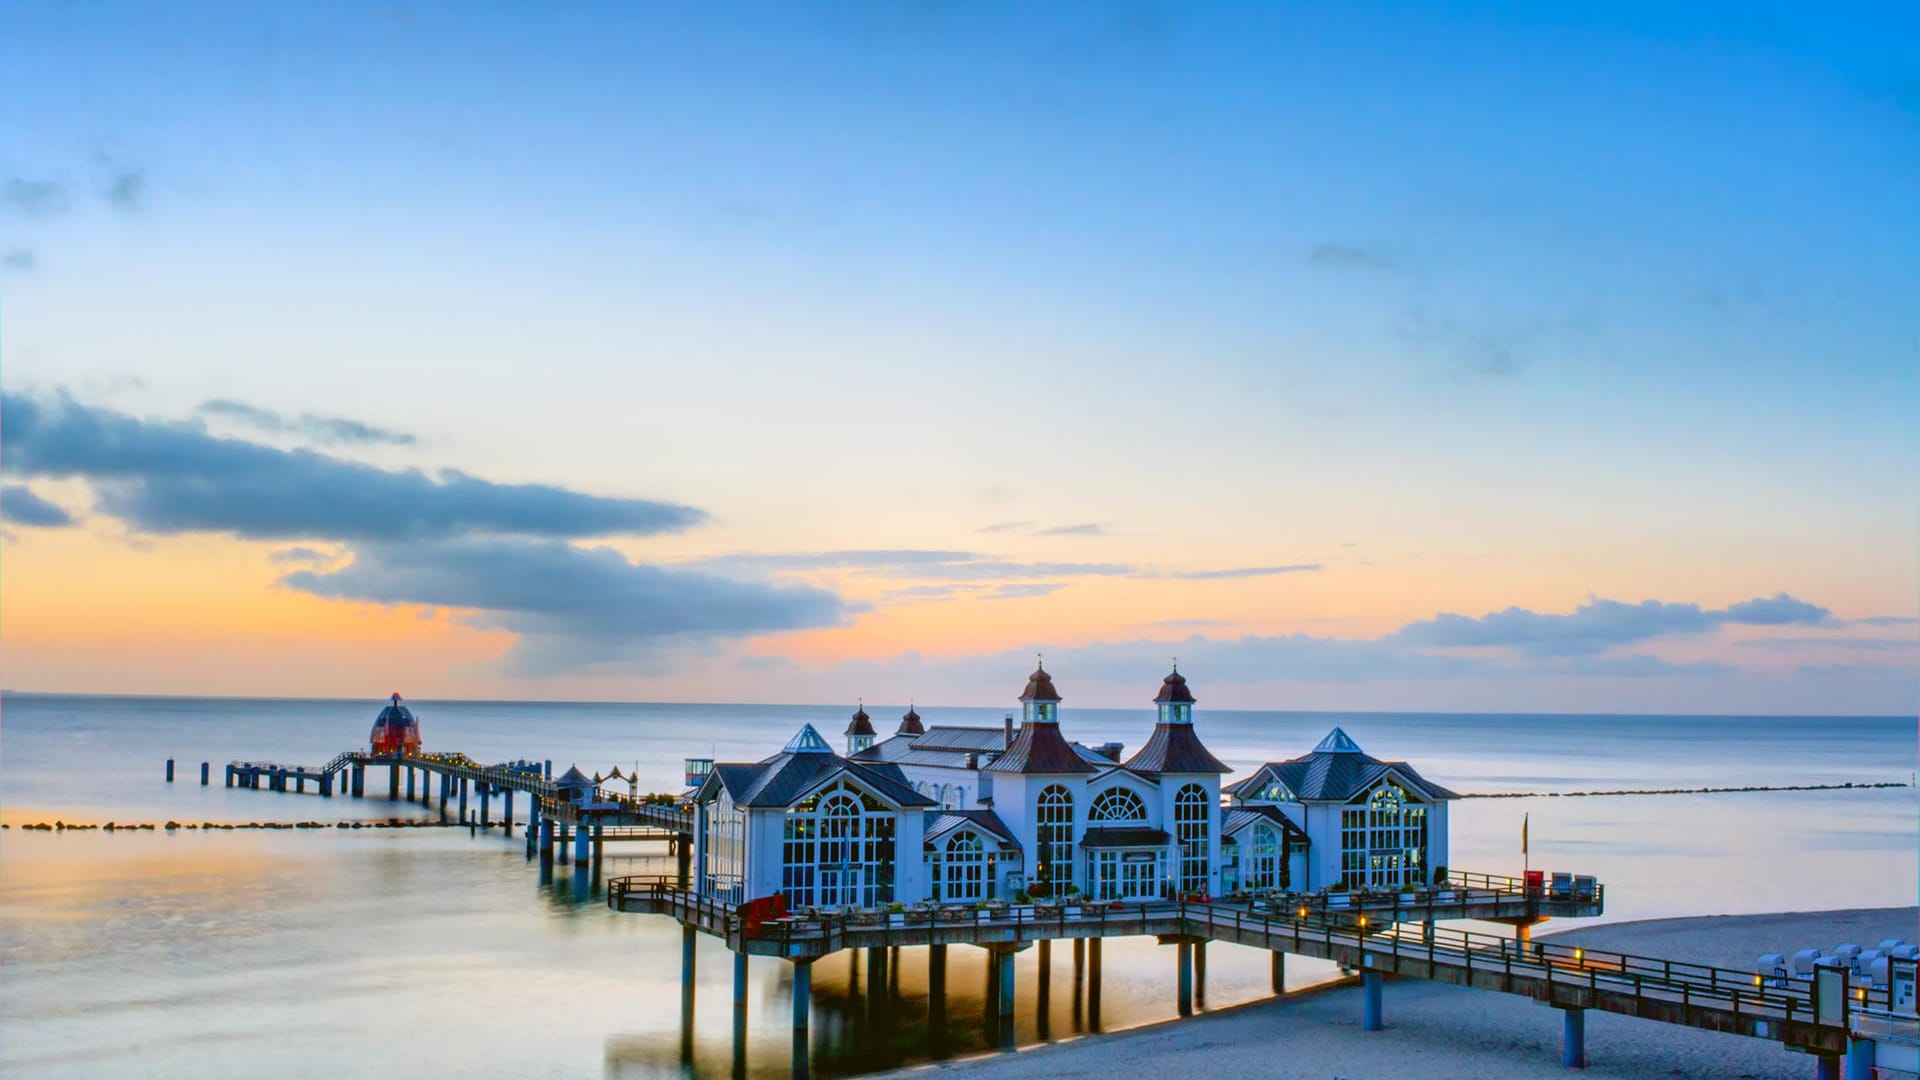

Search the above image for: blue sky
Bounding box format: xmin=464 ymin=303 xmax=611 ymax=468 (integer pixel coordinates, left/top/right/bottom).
xmin=2 ymin=3 xmax=1915 ymax=712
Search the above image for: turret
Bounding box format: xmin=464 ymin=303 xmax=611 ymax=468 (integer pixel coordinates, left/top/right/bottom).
xmin=845 ymin=702 xmax=876 ymax=755
xmin=1018 ymin=660 xmax=1062 ymax=726
xmin=898 ymin=704 xmax=925 ymax=737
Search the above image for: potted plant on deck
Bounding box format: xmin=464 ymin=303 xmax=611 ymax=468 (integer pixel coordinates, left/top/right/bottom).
xmin=1010 ymin=890 xmax=1034 ymax=919
xmin=887 ymin=902 xmax=906 ymax=928
xmin=1061 ymin=884 xmax=1082 ymax=918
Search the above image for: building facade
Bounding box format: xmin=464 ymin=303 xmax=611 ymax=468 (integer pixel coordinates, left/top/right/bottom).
xmin=688 ymin=665 xmax=1454 ymax=910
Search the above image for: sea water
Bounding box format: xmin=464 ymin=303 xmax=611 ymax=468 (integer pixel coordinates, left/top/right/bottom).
xmin=2 ymin=694 xmax=1913 ymax=1078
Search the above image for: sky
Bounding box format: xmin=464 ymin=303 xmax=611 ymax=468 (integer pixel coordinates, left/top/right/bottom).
xmin=2 ymin=2 xmax=1915 ymax=714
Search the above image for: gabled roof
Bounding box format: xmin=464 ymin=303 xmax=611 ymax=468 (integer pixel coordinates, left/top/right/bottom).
xmin=987 ymin=718 xmax=1096 ymax=774
xmin=915 ymin=726 xmax=1009 ymax=752
xmin=923 ymin=809 xmax=1018 ymax=849
xmin=1222 ymin=805 xmax=1312 ymax=847
xmin=1123 ymin=723 xmax=1229 ymax=774
xmin=1225 ymin=730 xmax=1458 ymax=803
xmin=698 ymin=750 xmax=935 ymax=810
xmin=1018 ymin=662 xmax=1062 ymax=703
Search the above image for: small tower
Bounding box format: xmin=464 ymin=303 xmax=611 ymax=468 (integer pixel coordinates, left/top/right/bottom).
xmin=1156 ymin=664 xmax=1195 ymax=724
xmin=368 ymin=692 xmax=421 ymax=757
xmin=845 ymin=702 xmax=876 ymax=755
xmin=1019 ymin=660 xmax=1062 ymax=726
xmin=898 ymin=704 xmax=925 ymax=737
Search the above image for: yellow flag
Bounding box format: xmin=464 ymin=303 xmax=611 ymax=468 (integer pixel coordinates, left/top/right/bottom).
xmin=1522 ymin=813 xmax=1529 ymax=855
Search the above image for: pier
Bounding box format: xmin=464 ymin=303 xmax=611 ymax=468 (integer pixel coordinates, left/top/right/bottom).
xmin=611 ymin=875 xmax=1897 ymax=1077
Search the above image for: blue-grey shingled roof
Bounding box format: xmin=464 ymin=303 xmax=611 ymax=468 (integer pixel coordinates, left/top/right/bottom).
xmin=1225 ymin=730 xmax=1458 ymax=803
xmin=923 ymin=809 xmax=1017 ymax=849
xmin=1222 ymin=805 xmax=1312 ymax=847
xmin=698 ymin=751 xmax=935 ymax=810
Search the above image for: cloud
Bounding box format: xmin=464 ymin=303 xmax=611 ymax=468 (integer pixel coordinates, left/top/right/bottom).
xmin=1 ymin=484 xmax=74 ymax=527
xmin=689 ymin=549 xmax=1133 ymax=582
xmin=281 ymin=538 xmax=846 ymax=675
xmin=269 ymin=545 xmax=335 ymax=566
xmin=978 ymin=521 xmax=1032 ymax=533
xmin=1853 ymin=616 xmax=1919 ymax=628
xmin=1149 ymin=619 xmax=1236 ymax=628
xmin=3 ymin=248 xmax=33 ymax=272
xmin=1736 ymin=637 xmax=1918 ymax=652
xmin=1391 ymin=594 xmax=1831 ymax=657
xmin=1 ymin=391 xmax=704 ymax=542
xmin=200 ymin=398 xmax=418 ymax=447
xmin=1173 ymin=564 xmax=1322 ymax=580
xmin=981 ymin=583 xmax=1066 ymax=601
xmin=1397 ymin=309 xmax=1521 ymax=378
xmin=103 ymin=170 xmax=145 ymax=211
xmin=1037 ymin=523 xmax=1110 ymax=537
xmin=1 ymin=178 xmax=69 ymax=218
xmin=1308 ymin=244 xmax=1395 ymax=271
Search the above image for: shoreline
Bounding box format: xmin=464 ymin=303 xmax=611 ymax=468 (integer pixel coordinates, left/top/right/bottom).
xmin=878 ymin=906 xmax=1919 ymax=1080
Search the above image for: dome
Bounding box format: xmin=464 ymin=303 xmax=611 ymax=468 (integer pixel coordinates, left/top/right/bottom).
xmin=898 ymin=704 xmax=925 ymax=736
xmin=845 ymin=703 xmax=876 ymax=737
xmin=1153 ymin=665 xmax=1195 ymax=705
xmin=1018 ymin=662 xmax=1063 ymax=705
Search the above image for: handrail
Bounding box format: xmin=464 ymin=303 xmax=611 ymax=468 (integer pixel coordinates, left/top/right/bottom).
xmin=604 ymin=876 xmax=1884 ymax=1027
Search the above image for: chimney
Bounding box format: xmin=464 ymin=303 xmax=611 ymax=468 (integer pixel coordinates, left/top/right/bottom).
xmin=1004 ymin=713 xmax=1015 ymax=747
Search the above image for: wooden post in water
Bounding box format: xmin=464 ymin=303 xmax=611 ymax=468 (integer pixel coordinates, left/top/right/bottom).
xmin=201 ymin=761 xmax=210 ymax=785
xmin=166 ymin=759 xmax=175 ymax=782
xmin=458 ymin=777 xmax=468 ymax=822
xmin=1088 ymin=939 xmax=1103 ymax=1030
xmin=1176 ymin=941 xmax=1193 ymax=1016
xmin=503 ymin=789 xmax=514 ymax=837
xmin=1271 ymin=951 xmax=1286 ymax=994
xmin=1195 ymin=940 xmax=1207 ymax=1006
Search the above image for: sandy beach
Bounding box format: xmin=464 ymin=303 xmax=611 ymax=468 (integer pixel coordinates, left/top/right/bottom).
xmin=883 ymin=907 xmax=1918 ymax=1080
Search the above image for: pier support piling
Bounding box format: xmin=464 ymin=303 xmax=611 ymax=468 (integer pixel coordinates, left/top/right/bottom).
xmin=1848 ymin=1037 xmax=1876 ymax=1080
xmin=733 ymin=950 xmax=749 ymax=1013
xmin=166 ymin=758 xmax=174 ymax=782
xmin=557 ymin=822 xmax=571 ymax=864
xmin=539 ymin=817 xmax=554 ymax=857
xmin=681 ymin=924 xmax=698 ymax=1001
xmin=405 ymin=767 xmax=415 ymax=802
xmin=503 ymin=790 xmax=514 ymax=837
xmin=1176 ymin=941 xmax=1194 ymax=1016
xmin=200 ymin=761 xmax=210 ymax=785
xmin=1272 ymin=951 xmax=1286 ymax=994
xmin=1814 ymin=1054 xmax=1841 ymax=1080
xmin=1037 ymin=939 xmax=1052 ymax=1036
xmin=997 ymin=947 xmax=1016 ymax=1049
xmin=388 ymin=764 xmax=398 ymax=800
xmin=458 ymin=778 xmax=468 ymax=822
xmin=792 ymin=959 xmax=812 ymax=1030
xmin=1362 ymin=969 xmax=1384 ymax=1031
xmin=574 ymin=821 xmax=591 ymax=862
xmin=1195 ymin=941 xmax=1207 ymax=1006
xmin=1088 ymin=938 xmax=1103 ymax=1030
xmin=1561 ymin=1007 xmax=1587 ymax=1068
xmin=480 ymin=786 xmax=492 ymax=826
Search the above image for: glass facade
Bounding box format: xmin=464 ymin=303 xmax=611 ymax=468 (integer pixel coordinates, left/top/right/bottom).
xmin=930 ymin=832 xmax=991 ymax=902
xmin=1034 ymin=785 xmax=1075 ymax=894
xmin=1174 ymin=783 xmax=1210 ymax=894
xmin=1340 ymin=782 xmax=1427 ymax=889
xmin=700 ymin=789 xmax=746 ymax=903
xmin=1089 ymin=787 xmax=1146 ymax=822
xmin=780 ymin=782 xmax=897 ymax=908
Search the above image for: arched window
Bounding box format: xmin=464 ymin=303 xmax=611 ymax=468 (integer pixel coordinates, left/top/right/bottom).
xmin=1340 ymin=782 xmax=1426 ymax=889
xmin=1244 ymin=823 xmax=1279 ymax=890
xmin=942 ymin=784 xmax=963 ymax=810
xmin=1089 ymin=787 xmax=1147 ymax=822
xmin=1174 ymin=784 xmax=1209 ymax=895
xmin=780 ymin=781 xmax=897 ymax=908
xmin=1034 ymin=785 xmax=1075 ymax=894
xmin=937 ymin=832 xmax=988 ymax=901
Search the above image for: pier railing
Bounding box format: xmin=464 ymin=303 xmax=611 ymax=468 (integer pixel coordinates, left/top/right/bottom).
xmin=607 ymin=874 xmax=1882 ymax=1048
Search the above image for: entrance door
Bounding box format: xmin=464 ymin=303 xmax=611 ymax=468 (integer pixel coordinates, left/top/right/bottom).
xmin=820 ymin=866 xmax=862 ymax=907
xmin=1120 ymin=855 xmax=1159 ymax=900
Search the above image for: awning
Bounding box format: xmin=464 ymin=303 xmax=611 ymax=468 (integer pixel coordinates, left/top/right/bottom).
xmin=1080 ymin=827 xmax=1170 ymax=848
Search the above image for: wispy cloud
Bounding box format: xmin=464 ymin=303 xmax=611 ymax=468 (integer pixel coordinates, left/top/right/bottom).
xmin=1736 ymin=636 xmax=1918 ymax=652
xmin=2 ymin=248 xmax=34 ymax=272
xmin=981 ymin=583 xmax=1066 ymax=601
xmin=978 ymin=520 xmax=1032 ymax=534
xmin=1173 ymin=564 xmax=1322 ymax=580
xmin=0 ymin=178 xmax=70 ymax=218
xmin=980 ymin=520 xmax=1113 ymax=537
xmin=200 ymin=399 xmax=418 ymax=447
xmin=1853 ymin=615 xmax=1919 ymax=628
xmin=269 ymin=546 xmax=336 ymax=566
xmin=1037 ymin=523 xmax=1111 ymax=537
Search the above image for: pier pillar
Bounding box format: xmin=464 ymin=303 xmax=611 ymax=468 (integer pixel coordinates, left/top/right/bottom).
xmin=352 ymin=765 xmax=363 ymax=798
xmin=388 ymin=764 xmax=398 ymax=800
xmin=322 ymin=773 xmax=333 ymax=798
xmin=574 ymin=821 xmax=591 ymax=862
xmin=406 ymin=767 xmax=415 ymax=802
xmin=1362 ymin=969 xmax=1384 ymax=1031
xmin=527 ymin=800 xmax=541 ymax=855
xmin=557 ymin=822 xmax=571 ymax=864
xmin=1176 ymin=941 xmax=1194 ymax=1016
xmin=1195 ymin=941 xmax=1207 ymax=1006
xmin=1814 ymin=1054 xmax=1841 ymax=1080
xmin=1088 ymin=939 xmax=1103 ymax=1030
xmin=681 ymin=924 xmax=698 ymax=1002
xmin=1074 ymin=938 xmax=1085 ymax=979
xmin=997 ymin=947 xmax=1016 ymax=1049
xmin=544 ymin=759 xmax=552 ymax=780
xmin=1848 ymin=1037 xmax=1876 ymax=1080
xmin=677 ymin=836 xmax=693 ymax=887
xmin=1517 ymin=922 xmax=1532 ymax=946
xmin=166 ymin=758 xmax=175 ymax=782
xmin=1037 ymin=940 xmax=1052 ymax=1038
xmin=201 ymin=761 xmax=210 ymax=785
xmin=539 ymin=817 xmax=555 ymax=857
xmin=503 ymin=790 xmax=514 ymax=837
xmin=480 ymin=786 xmax=492 ymax=826
xmin=1272 ymin=951 xmax=1286 ymax=994
xmin=458 ymin=778 xmax=468 ymax=822
xmin=866 ymin=945 xmax=887 ymax=1016
xmin=792 ymin=959 xmax=812 ymax=1030
xmin=1562 ymin=1007 xmax=1586 ymax=1068
xmin=929 ymin=944 xmax=949 ymax=1048
xmin=733 ymin=950 xmax=749 ymax=1013
xmin=225 ymin=765 xmax=234 ymax=788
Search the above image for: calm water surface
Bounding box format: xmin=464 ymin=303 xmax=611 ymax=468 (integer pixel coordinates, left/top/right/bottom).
xmin=3 ymin=695 xmax=1914 ymax=1078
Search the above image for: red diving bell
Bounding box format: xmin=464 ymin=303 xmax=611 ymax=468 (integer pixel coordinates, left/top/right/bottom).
xmin=369 ymin=692 xmax=422 ymax=757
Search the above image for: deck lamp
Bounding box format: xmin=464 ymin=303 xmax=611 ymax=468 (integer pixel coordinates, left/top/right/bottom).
xmin=1358 ymin=916 xmax=1368 ymax=928
xmin=1573 ymin=948 xmax=1583 ymax=961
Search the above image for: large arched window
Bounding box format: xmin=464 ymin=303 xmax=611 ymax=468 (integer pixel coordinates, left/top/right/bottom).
xmin=933 ymin=832 xmax=989 ymax=902
xmin=1034 ymin=785 xmax=1075 ymax=894
xmin=1340 ymin=782 xmax=1426 ymax=889
xmin=1089 ymin=787 xmax=1147 ymax=823
xmin=1174 ymin=784 xmax=1210 ymax=895
xmin=780 ymin=781 xmax=897 ymax=908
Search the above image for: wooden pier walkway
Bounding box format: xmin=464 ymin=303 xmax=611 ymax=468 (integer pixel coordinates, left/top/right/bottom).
xmin=610 ymin=874 xmax=1890 ymax=1072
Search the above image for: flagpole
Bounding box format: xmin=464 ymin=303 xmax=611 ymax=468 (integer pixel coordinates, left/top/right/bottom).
xmin=1523 ymin=812 xmax=1530 ymax=878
